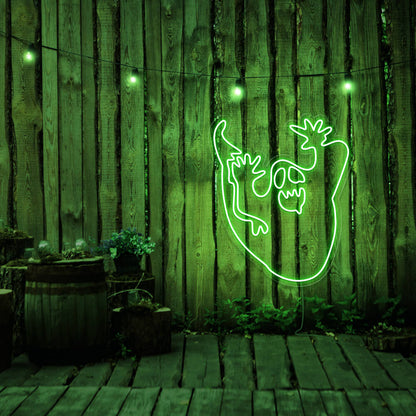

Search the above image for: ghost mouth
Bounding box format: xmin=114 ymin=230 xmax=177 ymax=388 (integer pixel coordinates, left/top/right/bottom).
xmin=278 ymin=187 xmax=306 ymax=215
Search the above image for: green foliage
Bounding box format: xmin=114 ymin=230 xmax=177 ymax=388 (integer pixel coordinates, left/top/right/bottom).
xmin=97 ymin=227 xmax=155 ymax=259
xmin=172 ymin=311 xmax=195 ymax=333
xmin=337 ymin=293 xmax=363 ymax=334
xmin=114 ymin=332 xmax=135 ymax=360
xmin=199 ymin=294 xmax=407 ymax=335
xmin=374 ymin=296 xmax=406 ymax=326
xmin=204 ymin=297 xmax=300 ymax=335
xmin=304 ymin=296 xmax=337 ymax=331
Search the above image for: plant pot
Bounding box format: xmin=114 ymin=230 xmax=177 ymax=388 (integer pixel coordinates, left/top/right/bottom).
xmin=366 ymin=333 xmax=416 ymax=355
xmin=106 ymin=274 xmax=155 ymax=309
xmin=25 ymin=257 xmax=108 ymax=364
xmin=113 ymin=253 xmax=142 ymax=276
xmin=0 ymin=231 xmax=34 ymax=265
xmin=111 ymin=305 xmax=171 ymax=356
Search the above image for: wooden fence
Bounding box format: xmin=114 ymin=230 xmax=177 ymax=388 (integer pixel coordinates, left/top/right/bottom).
xmin=0 ymin=0 xmax=415 ymax=324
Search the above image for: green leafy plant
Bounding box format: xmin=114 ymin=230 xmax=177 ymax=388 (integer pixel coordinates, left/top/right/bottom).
xmin=114 ymin=332 xmax=134 ymax=360
xmin=374 ymin=296 xmax=406 ymax=326
xmin=97 ymin=227 xmax=155 ymax=259
xmin=304 ymin=296 xmax=337 ymax=331
xmin=336 ymin=293 xmax=363 ymax=334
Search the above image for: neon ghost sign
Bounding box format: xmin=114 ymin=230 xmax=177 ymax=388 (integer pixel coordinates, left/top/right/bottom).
xmin=213 ymin=118 xmax=350 ymax=283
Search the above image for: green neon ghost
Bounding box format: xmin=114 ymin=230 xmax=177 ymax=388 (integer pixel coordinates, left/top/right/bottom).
xmin=213 ymin=118 xmax=350 ymax=283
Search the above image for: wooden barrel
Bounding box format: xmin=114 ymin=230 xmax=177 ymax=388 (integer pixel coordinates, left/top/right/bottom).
xmin=25 ymin=257 xmax=107 ymax=364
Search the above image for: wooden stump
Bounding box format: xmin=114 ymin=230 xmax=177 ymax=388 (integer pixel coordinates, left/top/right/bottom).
xmin=0 ymin=289 xmax=13 ymax=371
xmin=112 ymin=306 xmax=171 ymax=356
xmin=0 ymin=266 xmax=26 ymax=355
xmin=0 ymin=236 xmax=34 ymax=265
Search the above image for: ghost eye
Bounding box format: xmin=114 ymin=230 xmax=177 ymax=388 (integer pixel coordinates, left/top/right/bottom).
xmin=288 ymin=167 xmax=305 ymax=184
xmin=273 ymin=168 xmax=285 ymax=189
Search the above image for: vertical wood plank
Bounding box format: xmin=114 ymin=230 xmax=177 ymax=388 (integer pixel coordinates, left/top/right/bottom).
xmin=97 ymin=0 xmax=120 ymax=240
xmin=11 ymin=0 xmax=43 ymax=243
xmin=350 ymin=0 xmax=388 ymax=312
xmin=145 ymin=0 xmax=164 ymax=303
xmin=184 ymin=0 xmax=215 ymax=326
xmin=297 ymin=0 xmax=327 ymax=299
xmin=0 ymin=0 xmax=10 ymax=224
xmin=245 ymin=0 xmax=273 ymax=308
xmin=161 ymin=0 xmax=185 ymax=315
xmin=275 ymin=0 xmax=299 ymax=307
xmin=388 ymin=0 xmax=416 ymax=314
xmin=81 ymin=0 xmax=98 ymax=244
xmin=327 ymin=0 xmax=353 ymax=302
xmin=59 ymin=0 xmax=83 ymax=247
xmin=42 ymin=0 xmax=59 ymax=249
xmin=120 ymin=0 xmax=145 ymax=234
xmin=214 ymin=0 xmax=246 ymax=315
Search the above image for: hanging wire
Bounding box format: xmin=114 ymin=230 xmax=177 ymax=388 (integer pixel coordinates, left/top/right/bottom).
xmin=1 ymin=30 xmax=415 ymax=80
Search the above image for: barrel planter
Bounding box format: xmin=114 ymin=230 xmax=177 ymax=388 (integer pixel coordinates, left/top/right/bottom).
xmin=25 ymin=257 xmax=108 ymax=364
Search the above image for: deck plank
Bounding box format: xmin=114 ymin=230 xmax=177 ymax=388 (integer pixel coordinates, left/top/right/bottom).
xmin=379 ymin=390 xmax=416 ymax=416
xmin=222 ymin=335 xmax=255 ymax=389
xmin=337 ymin=335 xmax=396 ymax=389
xmin=83 ymin=386 xmax=130 ymax=416
xmin=287 ymin=336 xmax=331 ymax=389
xmin=152 ymin=388 xmax=192 ymax=416
xmin=107 ymin=359 xmax=135 ymax=387
xmin=253 ymin=334 xmax=291 ymax=389
xmin=319 ymin=390 xmax=354 ymax=416
xmin=0 ymin=354 xmax=39 ymax=386
xmin=253 ymin=390 xmax=276 ymax=416
xmin=275 ymin=389 xmax=304 ymax=415
xmin=0 ymin=386 xmax=36 ymax=416
xmin=71 ymin=362 xmax=113 ymax=387
xmin=12 ymin=386 xmax=66 ymax=416
xmin=313 ymin=335 xmax=362 ymax=389
xmin=298 ymin=390 xmax=327 ymax=414
xmin=48 ymin=386 xmax=99 ymax=416
xmin=182 ymin=335 xmax=221 ymax=388
xmin=118 ymin=387 xmax=160 ymax=416
xmin=220 ymin=389 xmax=252 ymax=416
xmin=187 ymin=388 xmax=223 ymax=416
xmin=374 ymin=351 xmax=416 ymax=389
xmin=346 ymin=390 xmax=391 ymax=416
xmin=133 ymin=333 xmax=184 ymax=388
xmin=22 ymin=365 xmax=75 ymax=386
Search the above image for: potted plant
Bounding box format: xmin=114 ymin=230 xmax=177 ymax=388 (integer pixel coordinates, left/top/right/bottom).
xmin=110 ymin=288 xmax=171 ymax=356
xmin=25 ymin=239 xmax=108 ymax=364
xmin=98 ymin=228 xmax=155 ymax=276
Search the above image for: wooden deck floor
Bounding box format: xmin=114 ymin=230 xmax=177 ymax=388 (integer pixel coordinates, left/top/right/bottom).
xmin=1 ymin=333 xmax=416 ymax=415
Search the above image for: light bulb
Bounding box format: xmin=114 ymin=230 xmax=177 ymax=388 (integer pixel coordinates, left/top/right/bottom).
xmin=129 ymin=68 xmax=140 ymax=85
xmin=231 ymin=79 xmax=245 ymax=101
xmin=24 ymin=44 xmax=36 ymax=63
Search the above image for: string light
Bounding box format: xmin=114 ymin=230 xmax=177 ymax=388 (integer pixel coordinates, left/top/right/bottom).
xmin=129 ymin=68 xmax=140 ymax=85
xmin=343 ymin=75 xmax=353 ymax=93
xmin=231 ymin=79 xmax=245 ymax=101
xmin=23 ymin=44 xmax=36 ymax=63
xmin=0 ymin=30 xmax=414 ymax=83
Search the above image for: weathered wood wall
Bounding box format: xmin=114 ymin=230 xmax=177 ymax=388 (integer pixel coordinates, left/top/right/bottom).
xmin=0 ymin=0 xmax=415 ymax=324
